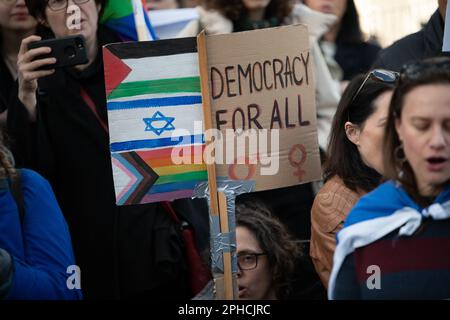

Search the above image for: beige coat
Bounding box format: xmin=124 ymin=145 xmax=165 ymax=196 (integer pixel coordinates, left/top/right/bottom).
xmin=177 ymin=4 xmax=341 ymax=150
xmin=310 ymin=176 xmax=366 ymax=288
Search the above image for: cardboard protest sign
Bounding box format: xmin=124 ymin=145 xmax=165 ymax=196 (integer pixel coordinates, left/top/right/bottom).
xmin=103 ymin=38 xmax=207 ymax=205
xmin=198 ymin=24 xmax=322 ymax=192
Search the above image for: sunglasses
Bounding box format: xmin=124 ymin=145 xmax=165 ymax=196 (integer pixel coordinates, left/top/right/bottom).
xmin=350 ymin=69 xmax=399 ymax=105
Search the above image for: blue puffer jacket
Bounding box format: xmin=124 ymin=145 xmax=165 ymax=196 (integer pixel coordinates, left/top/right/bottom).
xmin=0 ymin=169 xmax=82 ymax=300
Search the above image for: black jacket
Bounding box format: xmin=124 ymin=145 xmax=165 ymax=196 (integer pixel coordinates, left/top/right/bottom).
xmin=0 ymin=55 xmax=14 ymax=114
xmin=373 ymin=10 xmax=450 ymax=71
xmin=335 ymin=41 xmax=381 ymax=80
xmin=8 ymin=27 xmax=193 ymax=299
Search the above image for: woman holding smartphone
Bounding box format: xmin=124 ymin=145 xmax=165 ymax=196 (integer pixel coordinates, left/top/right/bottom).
xmin=12 ymin=0 xmax=193 ymax=299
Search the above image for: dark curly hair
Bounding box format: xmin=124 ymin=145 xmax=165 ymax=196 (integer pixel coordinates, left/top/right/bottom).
xmin=0 ymin=127 xmax=16 ymax=180
xmin=235 ymin=199 xmax=301 ymax=299
xmin=203 ymin=0 xmax=294 ymax=22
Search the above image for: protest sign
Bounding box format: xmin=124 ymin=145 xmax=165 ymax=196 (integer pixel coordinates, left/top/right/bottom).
xmin=198 ymin=24 xmax=322 ymax=192
xmin=103 ymin=38 xmax=207 ymax=205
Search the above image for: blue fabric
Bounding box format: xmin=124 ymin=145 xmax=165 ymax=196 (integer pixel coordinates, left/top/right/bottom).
xmin=104 ymin=12 xmax=158 ymax=41
xmin=343 ymin=181 xmax=450 ymax=229
xmin=0 ymin=169 xmax=82 ymax=300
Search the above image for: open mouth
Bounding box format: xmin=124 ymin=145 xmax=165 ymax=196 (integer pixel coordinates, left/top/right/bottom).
xmin=427 ymin=157 xmax=448 ymax=164
xmin=426 ymin=156 xmax=449 ymax=170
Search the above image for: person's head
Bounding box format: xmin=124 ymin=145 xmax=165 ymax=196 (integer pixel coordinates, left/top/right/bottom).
xmin=325 ymin=70 xmax=397 ymax=192
xmin=235 ymin=200 xmax=300 ymax=300
xmin=303 ymin=0 xmax=347 ymax=20
xmin=0 ymin=0 xmax=37 ymax=34
xmin=384 ymin=57 xmax=450 ymax=204
xmin=146 ymin=0 xmax=178 ymax=10
xmin=203 ymin=0 xmax=293 ymax=22
xmin=438 ymin=0 xmax=447 ymax=20
xmin=303 ymin=0 xmax=363 ymax=44
xmin=25 ymin=0 xmax=106 ymax=42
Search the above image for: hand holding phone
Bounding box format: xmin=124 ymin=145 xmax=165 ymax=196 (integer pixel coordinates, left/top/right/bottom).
xmin=27 ymin=35 xmax=88 ymax=70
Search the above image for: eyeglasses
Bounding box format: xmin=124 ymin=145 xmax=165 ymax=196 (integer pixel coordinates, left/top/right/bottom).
xmin=47 ymin=0 xmax=90 ymax=11
xmin=350 ymin=69 xmax=399 ymax=105
xmin=400 ymin=58 xmax=450 ymax=82
xmin=237 ymin=252 xmax=266 ymax=271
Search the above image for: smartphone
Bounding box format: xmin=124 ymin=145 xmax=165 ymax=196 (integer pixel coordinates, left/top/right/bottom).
xmin=28 ymin=35 xmax=88 ymax=69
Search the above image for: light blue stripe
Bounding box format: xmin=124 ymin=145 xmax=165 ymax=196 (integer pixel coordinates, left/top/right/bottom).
xmin=107 ymin=95 xmax=202 ymax=110
xmin=110 ymin=134 xmax=205 ymax=152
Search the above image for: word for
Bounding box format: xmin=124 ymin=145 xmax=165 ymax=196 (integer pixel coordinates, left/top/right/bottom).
xmin=215 ymin=94 xmax=311 ymax=132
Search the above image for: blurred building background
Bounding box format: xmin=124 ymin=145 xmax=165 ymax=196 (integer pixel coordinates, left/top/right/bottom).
xmin=354 ymin=0 xmax=438 ymax=47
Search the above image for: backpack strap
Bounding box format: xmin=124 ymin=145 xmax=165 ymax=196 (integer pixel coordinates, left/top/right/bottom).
xmin=9 ymin=170 xmax=25 ymax=226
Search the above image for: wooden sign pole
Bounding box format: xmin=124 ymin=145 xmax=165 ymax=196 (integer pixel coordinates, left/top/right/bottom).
xmin=197 ymin=31 xmax=235 ymax=300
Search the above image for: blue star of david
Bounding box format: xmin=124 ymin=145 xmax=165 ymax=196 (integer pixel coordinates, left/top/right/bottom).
xmin=143 ymin=111 xmax=175 ymax=136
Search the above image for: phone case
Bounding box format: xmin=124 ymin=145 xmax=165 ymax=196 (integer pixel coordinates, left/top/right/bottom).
xmin=28 ymin=35 xmax=88 ymax=69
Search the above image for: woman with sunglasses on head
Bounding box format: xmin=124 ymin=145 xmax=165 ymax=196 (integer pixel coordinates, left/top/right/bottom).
xmin=310 ymin=69 xmax=397 ymax=289
xmin=329 ymin=57 xmax=450 ymax=299
xmin=235 ymin=200 xmax=301 ymax=300
xmin=9 ymin=0 xmax=193 ymax=299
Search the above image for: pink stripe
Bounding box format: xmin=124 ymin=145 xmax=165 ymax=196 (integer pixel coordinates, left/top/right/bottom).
xmin=112 ymin=157 xmax=138 ymax=201
xmin=140 ymin=190 xmax=194 ymax=203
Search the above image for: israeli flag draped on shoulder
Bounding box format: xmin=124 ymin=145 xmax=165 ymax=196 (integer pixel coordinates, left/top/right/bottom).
xmin=328 ymin=181 xmax=450 ymax=299
xmin=101 ymin=0 xmax=158 ymax=41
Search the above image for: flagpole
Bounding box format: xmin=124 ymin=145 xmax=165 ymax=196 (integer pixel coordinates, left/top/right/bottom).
xmin=197 ymin=31 xmax=235 ymax=300
xmin=132 ymin=0 xmax=150 ymax=41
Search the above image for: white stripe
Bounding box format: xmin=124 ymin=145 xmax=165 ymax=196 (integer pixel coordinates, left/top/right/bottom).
xmin=108 ymin=103 xmax=204 ymax=143
xmin=122 ymin=53 xmax=199 ymax=83
xmin=107 ymin=92 xmax=201 ymax=103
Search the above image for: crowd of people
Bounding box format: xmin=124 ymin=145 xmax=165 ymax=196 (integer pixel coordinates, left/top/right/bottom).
xmin=0 ymin=0 xmax=449 ymax=300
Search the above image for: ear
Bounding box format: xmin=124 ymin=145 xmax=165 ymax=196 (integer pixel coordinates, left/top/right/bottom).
xmin=97 ymin=2 xmax=102 ymax=14
xmin=344 ymin=121 xmax=361 ymax=146
xmin=395 ymin=118 xmax=403 ymax=142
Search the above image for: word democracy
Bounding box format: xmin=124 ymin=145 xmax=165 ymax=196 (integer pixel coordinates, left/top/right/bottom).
xmin=210 ymin=52 xmax=310 ymax=99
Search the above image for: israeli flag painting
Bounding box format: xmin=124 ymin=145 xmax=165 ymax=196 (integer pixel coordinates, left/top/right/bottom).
xmin=103 ymin=38 xmax=207 ymax=205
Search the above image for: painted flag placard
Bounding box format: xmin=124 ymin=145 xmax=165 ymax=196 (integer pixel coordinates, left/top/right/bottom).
xmin=199 ymin=24 xmax=322 ymax=192
xmin=104 ymin=38 xmax=207 ymax=205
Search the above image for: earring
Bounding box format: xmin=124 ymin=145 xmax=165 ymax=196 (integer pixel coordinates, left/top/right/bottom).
xmin=394 ymin=143 xmax=407 ymax=166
